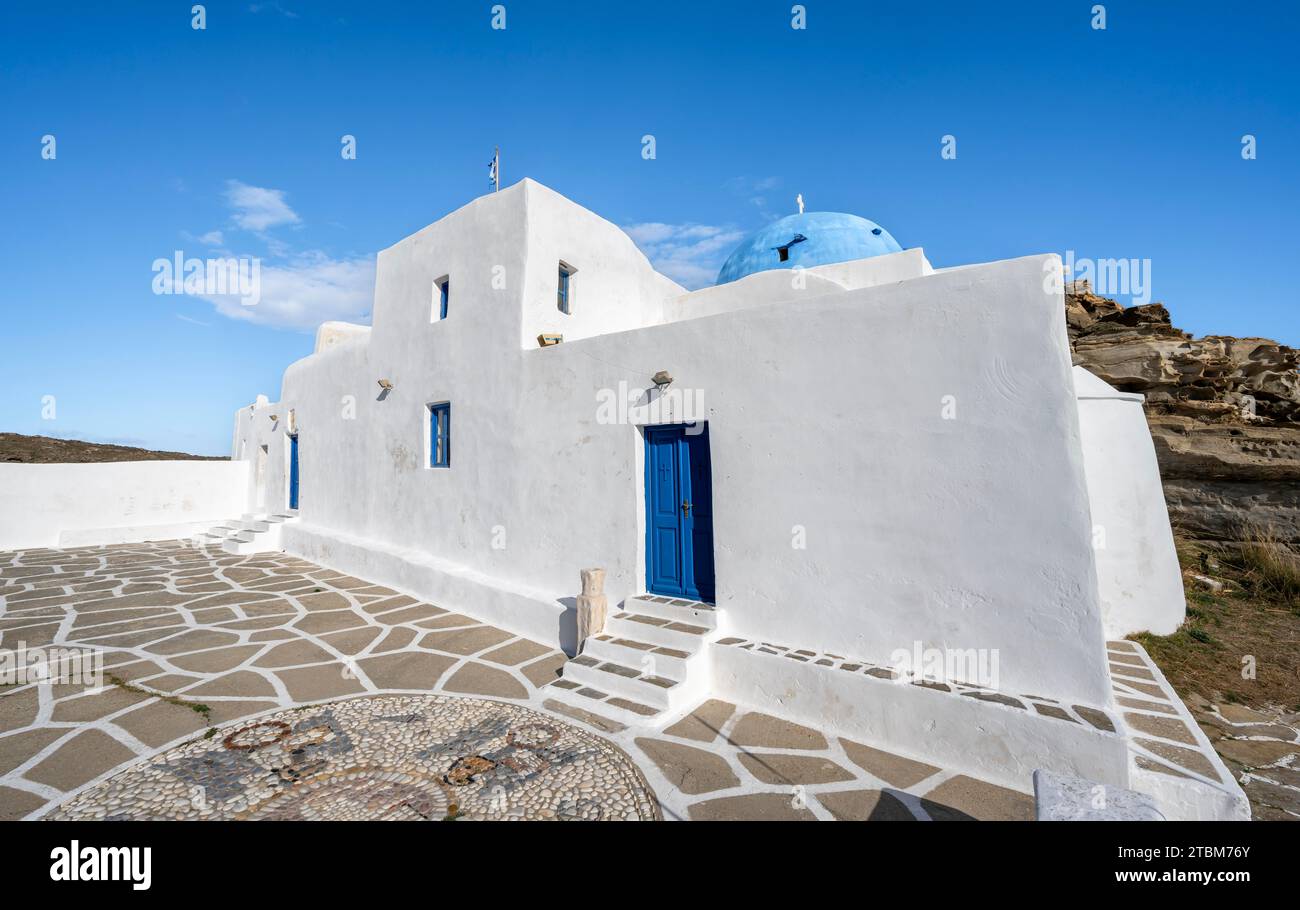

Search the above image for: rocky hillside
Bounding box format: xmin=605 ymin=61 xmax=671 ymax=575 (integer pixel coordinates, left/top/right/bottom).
xmin=1067 ymin=281 xmax=1300 ymax=543
xmin=0 ymin=433 xmax=225 ymax=464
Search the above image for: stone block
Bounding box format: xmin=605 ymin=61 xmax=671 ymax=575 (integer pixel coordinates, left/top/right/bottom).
xmin=1033 ymin=769 xmax=1164 ymax=821
xmin=576 ymin=568 xmax=607 ymax=650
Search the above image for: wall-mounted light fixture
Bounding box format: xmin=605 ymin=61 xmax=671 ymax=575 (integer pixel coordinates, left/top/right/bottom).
xmin=652 ymin=370 xmax=673 ymax=391
xmin=377 ymin=378 xmax=394 ymax=391
xmin=268 ymin=414 xmax=278 ymax=422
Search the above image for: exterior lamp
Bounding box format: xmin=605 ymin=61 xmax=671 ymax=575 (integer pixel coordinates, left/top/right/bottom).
xmin=377 ymin=378 xmax=394 ymax=391
xmin=652 ymin=370 xmax=673 ymax=391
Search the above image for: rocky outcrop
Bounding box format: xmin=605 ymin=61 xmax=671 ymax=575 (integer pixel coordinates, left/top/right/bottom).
xmin=1067 ymin=281 xmax=1300 ymax=543
xmin=1152 ymin=420 xmax=1300 ymax=543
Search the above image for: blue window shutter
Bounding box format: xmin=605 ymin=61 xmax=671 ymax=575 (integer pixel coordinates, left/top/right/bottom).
xmin=557 ymin=266 xmax=569 ymax=314
xmin=441 ymin=404 xmax=450 ymax=468
xmin=429 ymin=403 xmax=451 ymax=468
xmin=439 ymin=280 xmax=449 ymax=320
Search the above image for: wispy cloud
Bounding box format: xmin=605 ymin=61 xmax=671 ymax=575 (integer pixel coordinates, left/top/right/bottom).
xmin=725 ymin=175 xmax=785 ymax=222
xmin=625 ymin=222 xmax=746 ymax=290
xmin=726 ymin=176 xmax=781 ymax=193
xmin=184 ymin=180 xmax=374 ymax=331
xmin=225 ymin=180 xmax=300 ymax=232
xmin=199 ymin=250 xmax=375 ymax=331
xmin=179 ymin=228 xmax=226 ymax=248
xmin=249 ymin=3 xmax=299 ymax=18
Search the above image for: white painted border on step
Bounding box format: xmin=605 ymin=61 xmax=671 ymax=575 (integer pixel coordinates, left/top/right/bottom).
xmin=1116 ymin=641 xmax=1251 ymax=821
xmin=709 ymin=640 xmax=1130 ymax=793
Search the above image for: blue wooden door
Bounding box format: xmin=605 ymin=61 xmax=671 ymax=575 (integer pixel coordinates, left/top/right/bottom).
xmin=645 ymin=424 xmax=714 ymax=602
xmin=646 ymin=427 xmax=684 ymax=596
xmin=288 ymin=434 xmax=300 ymax=510
xmin=685 ymin=427 xmax=715 ymax=603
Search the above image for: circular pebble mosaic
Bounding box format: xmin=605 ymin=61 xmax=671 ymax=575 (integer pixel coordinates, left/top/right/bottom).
xmin=50 ymin=695 xmax=660 ymax=821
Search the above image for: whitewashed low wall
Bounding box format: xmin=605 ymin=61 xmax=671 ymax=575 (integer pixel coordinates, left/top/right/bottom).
xmin=709 ymin=643 xmax=1131 ymax=792
xmin=1074 ymin=368 xmax=1186 ymax=637
xmin=0 ymin=461 xmax=250 ymax=550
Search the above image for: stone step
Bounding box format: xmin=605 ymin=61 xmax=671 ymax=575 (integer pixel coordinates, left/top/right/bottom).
xmin=223 ymin=528 xmax=270 ymax=554
xmin=561 ymin=655 xmax=680 ymax=709
xmin=222 ymin=537 xmax=265 ymax=555
xmin=624 ymin=594 xmax=717 ymax=630
xmin=237 ymin=519 xmax=271 ymax=533
xmin=605 ymin=612 xmax=711 ymax=652
xmin=582 ymin=634 xmax=695 ymax=681
xmin=542 ymin=681 xmax=664 ymax=728
xmin=192 ymin=517 xmax=256 ymax=549
xmin=220 ymin=519 xmax=288 ymax=555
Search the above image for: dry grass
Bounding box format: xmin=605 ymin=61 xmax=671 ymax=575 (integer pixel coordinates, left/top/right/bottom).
xmin=1228 ymin=522 xmax=1300 ymax=606
xmin=1131 ymin=533 xmax=1300 ymax=712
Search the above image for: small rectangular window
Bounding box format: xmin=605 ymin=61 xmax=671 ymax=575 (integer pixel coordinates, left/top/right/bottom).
xmin=557 ymin=263 xmax=573 ymax=314
xmin=428 ymin=402 xmax=450 ymax=468
xmin=433 ymin=277 xmax=449 ymax=321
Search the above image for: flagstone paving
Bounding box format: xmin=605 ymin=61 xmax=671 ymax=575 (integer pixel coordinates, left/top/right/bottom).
xmin=1 ymin=541 xmax=1034 ymax=821
xmin=633 ymin=700 xmax=1034 ymax=820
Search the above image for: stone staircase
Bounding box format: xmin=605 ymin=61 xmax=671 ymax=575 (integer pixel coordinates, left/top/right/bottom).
xmin=190 ymin=510 xmax=299 ymax=555
xmin=544 ymin=594 xmax=717 ymax=727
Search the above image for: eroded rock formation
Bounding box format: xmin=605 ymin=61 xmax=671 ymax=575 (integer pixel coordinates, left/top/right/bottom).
xmin=1067 ymin=281 xmax=1300 ymax=543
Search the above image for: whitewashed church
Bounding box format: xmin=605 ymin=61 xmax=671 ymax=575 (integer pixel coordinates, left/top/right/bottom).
xmin=221 ymin=179 xmax=1238 ymax=819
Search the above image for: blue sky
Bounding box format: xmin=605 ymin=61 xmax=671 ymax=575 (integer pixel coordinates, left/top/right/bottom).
xmin=2 ymin=1 xmax=1296 ymax=455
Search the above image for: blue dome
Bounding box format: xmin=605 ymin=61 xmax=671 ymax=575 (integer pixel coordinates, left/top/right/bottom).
xmin=715 ymin=211 xmax=902 ymax=285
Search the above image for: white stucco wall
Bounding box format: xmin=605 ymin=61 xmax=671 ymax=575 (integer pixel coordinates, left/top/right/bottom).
xmin=518 ymin=182 xmax=686 ymax=344
xmin=517 ymin=252 xmax=1109 ymax=705
xmin=0 ymin=461 xmax=250 ymax=550
xmin=660 ymin=268 xmax=849 ymax=322
xmin=1074 ymin=367 xmax=1186 ymax=637
xmin=231 ymin=397 xmax=294 ymax=513
xmin=315 ymin=321 xmax=371 ymax=353
xmin=659 ymin=246 xmax=934 ymax=324
xmin=803 ymin=246 xmax=934 ymax=290
xmin=230 ymin=178 xmax=1112 ymax=707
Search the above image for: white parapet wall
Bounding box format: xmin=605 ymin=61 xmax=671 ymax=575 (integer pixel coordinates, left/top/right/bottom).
xmin=1073 ymin=367 xmax=1187 ymax=637
xmin=709 ymin=640 xmax=1132 ymax=793
xmin=0 ymin=460 xmax=250 ymax=550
